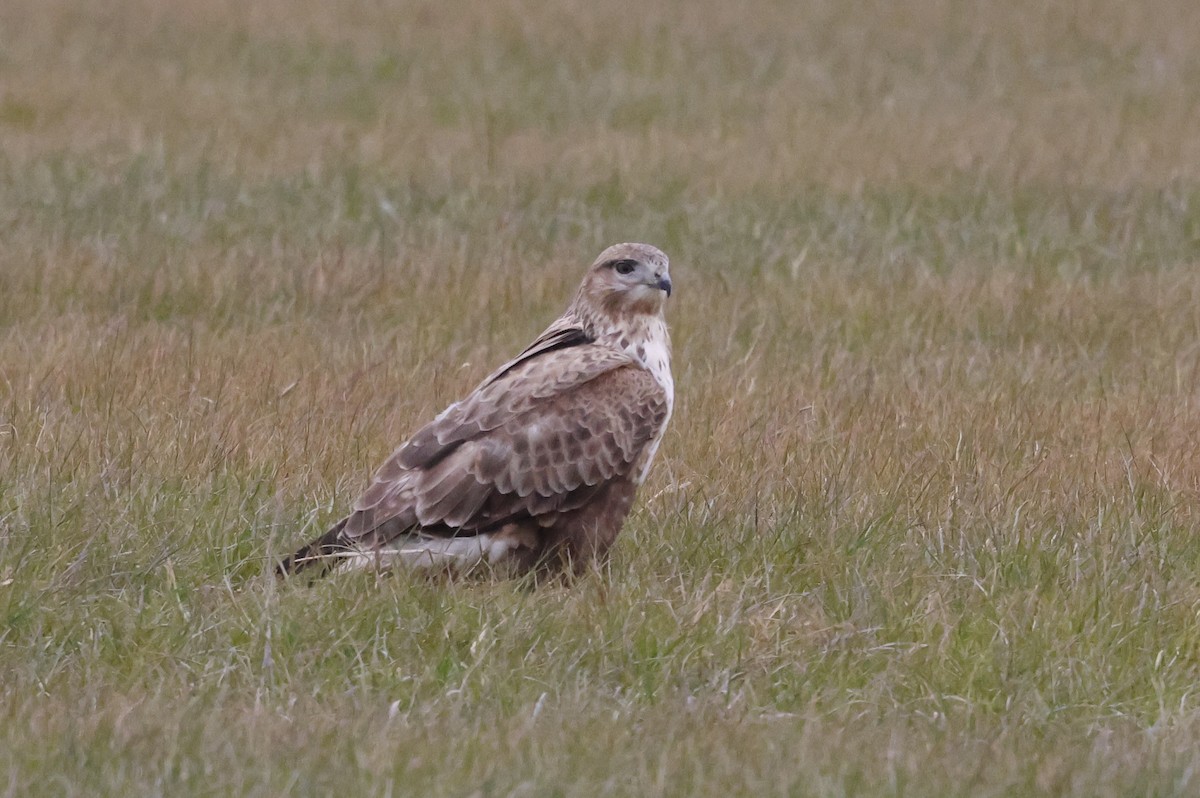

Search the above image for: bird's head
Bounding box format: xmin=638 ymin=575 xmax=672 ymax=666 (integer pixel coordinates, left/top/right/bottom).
xmin=577 ymin=242 xmax=672 ymax=319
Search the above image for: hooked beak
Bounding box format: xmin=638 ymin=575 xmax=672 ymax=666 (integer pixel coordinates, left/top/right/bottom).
xmin=655 ymin=275 xmax=672 ymax=297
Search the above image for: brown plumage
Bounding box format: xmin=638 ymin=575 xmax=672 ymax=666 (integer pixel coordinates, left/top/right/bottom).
xmin=277 ymin=243 xmax=674 ymax=582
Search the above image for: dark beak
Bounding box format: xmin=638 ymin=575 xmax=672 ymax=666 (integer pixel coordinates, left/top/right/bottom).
xmin=656 ymin=275 xmax=672 ymax=297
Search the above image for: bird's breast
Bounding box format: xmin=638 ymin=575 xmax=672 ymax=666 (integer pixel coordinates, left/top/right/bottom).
xmin=629 ymin=330 xmax=673 ymax=485
xmin=620 ymin=318 xmax=673 ymax=404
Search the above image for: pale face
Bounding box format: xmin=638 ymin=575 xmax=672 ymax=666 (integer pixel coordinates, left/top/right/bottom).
xmin=587 ymin=243 xmax=672 ymax=316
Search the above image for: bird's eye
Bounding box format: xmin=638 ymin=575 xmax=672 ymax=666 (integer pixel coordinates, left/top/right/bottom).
xmin=612 ymin=259 xmax=637 ymax=275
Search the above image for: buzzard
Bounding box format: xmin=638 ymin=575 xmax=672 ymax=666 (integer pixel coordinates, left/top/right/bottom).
xmin=277 ymin=243 xmax=674 ymax=581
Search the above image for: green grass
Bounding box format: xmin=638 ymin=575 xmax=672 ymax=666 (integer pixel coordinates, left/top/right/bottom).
xmin=4 ymin=0 xmax=1200 ymax=794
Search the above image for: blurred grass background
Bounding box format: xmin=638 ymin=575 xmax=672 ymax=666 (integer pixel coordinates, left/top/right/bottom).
xmin=3 ymin=0 xmax=1200 ymax=794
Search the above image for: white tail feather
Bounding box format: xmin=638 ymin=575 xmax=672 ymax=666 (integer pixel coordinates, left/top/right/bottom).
xmin=337 ymin=533 xmax=521 ymax=573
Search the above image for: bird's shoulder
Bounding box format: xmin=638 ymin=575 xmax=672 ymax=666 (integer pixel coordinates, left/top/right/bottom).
xmin=395 ymin=328 xmax=650 ymax=472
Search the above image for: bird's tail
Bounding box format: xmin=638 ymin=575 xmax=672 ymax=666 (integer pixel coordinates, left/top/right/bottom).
xmin=276 ymin=517 xmax=350 ymax=580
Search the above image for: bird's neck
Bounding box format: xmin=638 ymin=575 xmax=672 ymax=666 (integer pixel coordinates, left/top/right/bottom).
xmin=593 ymin=314 xmax=673 ymax=397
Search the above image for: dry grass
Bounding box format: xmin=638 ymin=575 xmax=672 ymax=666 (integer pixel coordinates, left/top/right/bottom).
xmin=4 ymin=0 xmax=1200 ymax=795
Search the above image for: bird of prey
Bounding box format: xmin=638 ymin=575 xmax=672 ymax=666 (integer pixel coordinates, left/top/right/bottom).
xmin=277 ymin=242 xmax=674 ymax=582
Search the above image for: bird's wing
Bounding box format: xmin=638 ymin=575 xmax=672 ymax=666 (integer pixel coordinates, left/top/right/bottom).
xmin=476 ymin=321 xmax=594 ymax=388
xmin=397 ymin=333 xmax=632 ymax=471
xmin=342 ymin=346 xmax=668 ymax=540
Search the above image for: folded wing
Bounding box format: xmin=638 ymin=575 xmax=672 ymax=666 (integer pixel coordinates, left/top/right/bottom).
xmin=341 ymin=345 xmax=669 ymax=545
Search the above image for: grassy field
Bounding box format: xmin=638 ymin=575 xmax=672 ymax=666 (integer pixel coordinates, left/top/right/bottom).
xmin=4 ymin=0 xmax=1200 ymax=794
